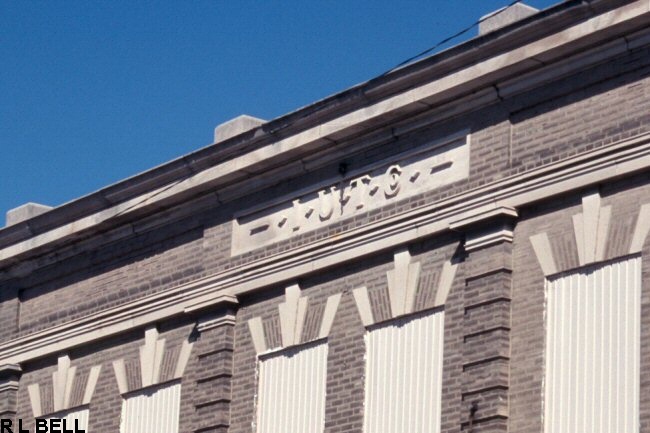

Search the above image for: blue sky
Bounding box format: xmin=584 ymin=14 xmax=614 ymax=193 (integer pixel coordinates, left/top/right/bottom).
xmin=0 ymin=0 xmax=559 ymax=219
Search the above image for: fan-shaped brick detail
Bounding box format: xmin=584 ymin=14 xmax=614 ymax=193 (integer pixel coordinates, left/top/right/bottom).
xmin=111 ymin=326 xmax=193 ymax=395
xmin=530 ymin=191 xmax=650 ymax=276
xmin=247 ymin=284 xmax=341 ymax=355
xmin=353 ymin=246 xmax=459 ymax=327
xmin=27 ymin=355 xmax=101 ymax=418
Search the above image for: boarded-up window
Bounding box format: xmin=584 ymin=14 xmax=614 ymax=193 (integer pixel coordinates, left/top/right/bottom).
xmin=256 ymin=342 xmax=328 ymax=433
xmin=45 ymin=407 xmax=89 ymax=432
xmin=545 ymin=256 xmax=640 ymax=432
xmin=363 ymin=310 xmax=445 ymax=433
xmin=120 ymin=382 xmax=181 ymax=433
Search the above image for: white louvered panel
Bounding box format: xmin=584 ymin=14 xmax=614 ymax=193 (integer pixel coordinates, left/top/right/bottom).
xmin=364 ymin=310 xmax=444 ymax=433
xmin=544 ymin=256 xmax=640 ymax=433
xmin=47 ymin=407 xmax=89 ymax=431
xmin=256 ymin=342 xmax=328 ymax=433
xmin=120 ymin=382 xmax=181 ymax=433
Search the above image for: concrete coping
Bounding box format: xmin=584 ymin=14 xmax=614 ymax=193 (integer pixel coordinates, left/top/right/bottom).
xmin=5 ymin=202 xmax=53 ymax=227
xmin=479 ymin=3 xmax=539 ymax=36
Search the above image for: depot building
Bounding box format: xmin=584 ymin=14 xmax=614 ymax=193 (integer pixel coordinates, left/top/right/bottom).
xmin=1 ymin=1 xmax=650 ymax=432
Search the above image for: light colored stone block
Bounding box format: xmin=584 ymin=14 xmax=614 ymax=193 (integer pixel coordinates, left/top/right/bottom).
xmin=248 ymin=317 xmax=267 ymax=354
xmin=27 ymin=383 xmax=42 ymax=418
xmin=82 ymin=365 xmax=102 ymax=405
xmin=581 ymin=191 xmax=601 ymax=264
xmin=386 ymin=248 xmax=421 ymax=318
xmin=232 ymin=131 xmax=470 ymax=255
xmin=573 ymin=213 xmax=586 ymax=266
xmin=5 ymin=202 xmax=52 ymax=226
xmin=279 ymin=284 xmax=306 ymax=347
xmin=629 ymin=203 xmax=650 ymax=253
xmin=434 ymin=260 xmax=459 ymax=307
xmin=112 ymin=359 xmax=128 ymax=395
xmin=173 ymin=339 xmax=194 ymax=379
xmin=352 ymin=287 xmax=374 ymax=327
xmin=214 ymin=114 xmax=265 ymax=143
xmin=479 ymin=3 xmax=538 ymax=35
xmin=530 ymin=233 xmax=558 ymax=276
xmin=52 ymin=355 xmax=72 ymax=412
xmin=139 ymin=326 xmax=165 ymax=388
xmin=595 ymin=206 xmax=611 ymax=262
xmin=318 ymin=294 xmax=342 ymax=339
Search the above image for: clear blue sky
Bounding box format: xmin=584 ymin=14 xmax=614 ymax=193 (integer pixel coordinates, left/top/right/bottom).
xmin=0 ymin=0 xmax=559 ymax=219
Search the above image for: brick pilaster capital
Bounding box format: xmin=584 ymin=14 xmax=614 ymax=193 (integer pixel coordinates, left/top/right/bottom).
xmin=195 ymin=306 xmax=237 ymax=333
xmin=450 ymin=206 xmax=518 ymax=252
xmin=183 ymin=294 xmax=239 ymax=333
xmin=0 ymin=364 xmax=21 ymax=393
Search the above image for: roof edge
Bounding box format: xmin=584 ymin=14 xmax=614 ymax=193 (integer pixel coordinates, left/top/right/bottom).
xmin=0 ymin=0 xmax=646 ymax=266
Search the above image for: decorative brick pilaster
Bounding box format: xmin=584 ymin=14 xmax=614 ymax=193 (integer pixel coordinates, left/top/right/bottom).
xmin=0 ymin=364 xmax=21 ymax=422
xmin=451 ymin=207 xmax=517 ymax=432
xmin=191 ymin=305 xmax=238 ymax=433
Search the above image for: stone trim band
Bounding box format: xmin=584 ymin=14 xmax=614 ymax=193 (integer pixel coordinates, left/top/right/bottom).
xmin=1 ymin=131 xmax=650 ymax=366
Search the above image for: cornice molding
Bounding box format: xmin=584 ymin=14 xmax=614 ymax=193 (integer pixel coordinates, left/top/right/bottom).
xmin=450 ymin=206 xmax=518 ymax=252
xmin=449 ymin=206 xmax=518 ymax=231
xmin=0 ymin=364 xmax=21 ymax=393
xmin=464 ymin=229 xmax=515 ymax=252
xmin=1 ymin=131 xmax=650 ymax=365
xmin=197 ymin=313 xmax=237 ymax=333
xmin=1 ymin=1 xmax=649 ymax=268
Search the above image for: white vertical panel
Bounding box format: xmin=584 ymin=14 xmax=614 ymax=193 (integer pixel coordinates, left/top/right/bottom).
xmin=363 ymin=310 xmax=444 ymax=433
xmin=46 ymin=407 xmax=89 ymax=431
xmin=544 ymin=256 xmax=640 ymax=433
xmin=256 ymin=342 xmax=328 ymax=433
xmin=120 ymin=382 xmax=181 ymax=433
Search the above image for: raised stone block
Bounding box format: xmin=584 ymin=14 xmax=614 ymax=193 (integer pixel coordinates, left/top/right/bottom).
xmin=214 ymin=114 xmax=265 ymax=143
xmin=479 ymin=3 xmax=538 ymax=36
xmin=5 ymin=202 xmax=52 ymax=227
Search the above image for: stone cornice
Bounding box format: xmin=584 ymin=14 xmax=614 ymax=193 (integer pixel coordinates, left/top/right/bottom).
xmin=196 ymin=313 xmax=236 ymax=333
xmin=0 ymin=364 xmax=21 ymax=393
xmin=1 ymin=131 xmax=650 ymax=365
xmin=450 ymin=207 xmax=518 ymax=252
xmin=1 ymin=1 xmax=649 ymax=269
xmin=449 ymin=206 xmax=518 ymax=231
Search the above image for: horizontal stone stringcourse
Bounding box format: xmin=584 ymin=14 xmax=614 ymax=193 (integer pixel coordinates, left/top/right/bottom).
xmin=0 ymin=130 xmax=649 ymax=365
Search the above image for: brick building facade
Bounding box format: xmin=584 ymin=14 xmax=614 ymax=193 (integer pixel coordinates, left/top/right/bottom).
xmin=1 ymin=0 xmax=650 ymax=432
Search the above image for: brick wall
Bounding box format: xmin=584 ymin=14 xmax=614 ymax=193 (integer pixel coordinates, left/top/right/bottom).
xmin=13 ymin=217 xmax=206 ymax=338
xmin=229 ymin=236 xmax=461 ymax=433
xmin=2 ymin=39 xmax=648 ymax=346
xmin=15 ymin=318 xmax=195 ymax=433
xmin=510 ymin=174 xmax=650 ymax=432
xmin=1 ymin=22 xmax=650 ymax=433
xmin=228 ymin=41 xmax=650 ymax=268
